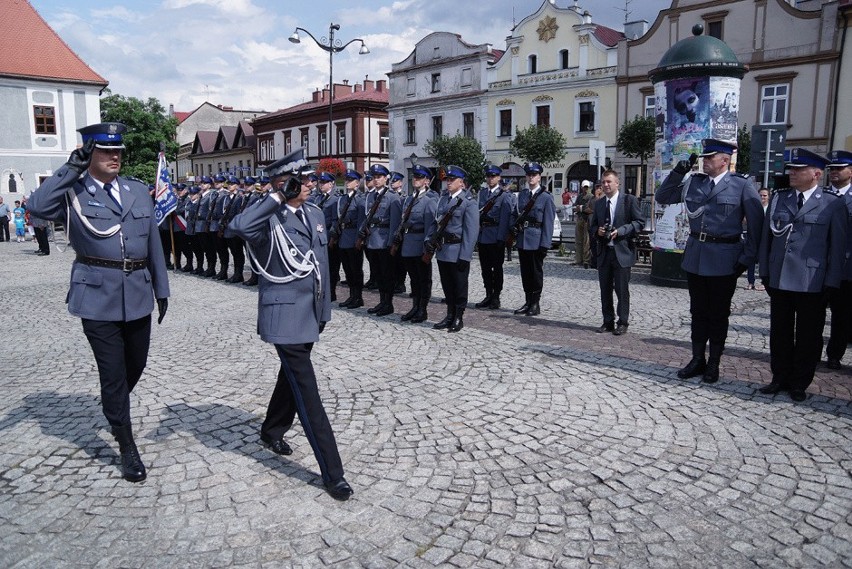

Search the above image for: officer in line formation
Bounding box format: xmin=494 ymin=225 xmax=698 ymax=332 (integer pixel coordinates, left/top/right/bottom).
xmin=474 ymin=164 xmax=514 ymax=310
xmin=823 ymin=150 xmax=852 ymax=370
xmin=658 ymin=140 xmax=850 ymax=402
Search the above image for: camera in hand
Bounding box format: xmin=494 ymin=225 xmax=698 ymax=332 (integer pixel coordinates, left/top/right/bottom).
xmin=603 ymin=223 xmax=614 ymax=241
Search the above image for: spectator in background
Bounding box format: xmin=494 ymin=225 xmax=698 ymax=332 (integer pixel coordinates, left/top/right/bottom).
xmin=573 ymin=181 xmax=592 ymax=268
xmin=31 ymin=213 xmax=50 ymax=255
xmin=0 ymin=197 xmax=9 ymax=242
xmin=12 ymin=200 xmax=25 ymax=242
xmin=561 ymin=189 xmax=573 ymax=221
xmin=745 ymin=188 xmax=770 ymax=290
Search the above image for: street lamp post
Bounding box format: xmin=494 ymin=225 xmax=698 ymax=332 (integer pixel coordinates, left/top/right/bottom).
xmin=289 ymin=23 xmax=369 ymax=161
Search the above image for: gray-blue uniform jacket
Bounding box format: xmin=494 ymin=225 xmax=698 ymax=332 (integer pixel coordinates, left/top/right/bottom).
xmin=209 ymin=189 xmax=228 ymax=233
xmin=477 ymin=186 xmax=513 ymax=244
xmin=427 ymin=192 xmax=480 ymax=262
xmin=389 ymin=190 xmax=438 ymax=257
xmin=173 ymin=195 xmax=187 ymax=233
xmin=511 ymin=187 xmax=555 ymax=250
xmin=27 ymin=166 xmax=170 ymax=321
xmin=229 ymin=196 xmax=331 ymax=344
xmin=183 ymin=196 xmax=198 ymax=236
xmin=758 ymin=187 xmax=847 ymax=292
xmin=332 ymin=191 xmax=366 ymax=249
xmin=360 ymin=187 xmax=401 ymax=249
xmin=309 ymin=191 xmax=339 ymax=229
xmin=844 ymin=193 xmax=852 ymax=281
xmin=656 ymin=170 xmax=763 ymax=276
xmin=195 ymin=189 xmax=214 ymax=233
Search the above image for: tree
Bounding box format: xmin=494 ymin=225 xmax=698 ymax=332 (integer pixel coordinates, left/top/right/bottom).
xmin=615 ymin=115 xmax=655 ymax=194
xmin=509 ymin=125 xmax=566 ymax=165
xmin=736 ymin=123 xmax=751 ymax=175
xmin=424 ymin=134 xmax=487 ymax=190
xmin=100 ymin=90 xmax=179 ymax=183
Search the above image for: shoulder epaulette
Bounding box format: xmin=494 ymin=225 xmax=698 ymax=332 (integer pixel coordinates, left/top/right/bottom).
xmin=774 ymin=187 xmax=792 ymax=193
xmin=690 ymin=172 xmax=709 ymax=178
xmin=304 ymin=201 xmax=321 ymax=210
xmin=823 ymin=186 xmax=840 ymax=197
xmin=125 ymin=176 xmax=146 ymax=185
xmin=731 ymin=172 xmax=748 ymax=179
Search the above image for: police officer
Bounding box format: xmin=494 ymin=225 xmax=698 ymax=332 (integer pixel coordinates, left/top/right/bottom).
xmin=195 ymin=175 xmax=217 ymax=276
xmin=389 ymin=171 xmax=409 ymax=294
xmin=390 ymin=164 xmax=437 ymax=323
xmin=331 ymin=170 xmax=367 ymax=308
xmin=222 ymin=177 xmax=251 ymax=283
xmin=824 ymin=150 xmax=852 ymax=369
xmin=656 ymin=139 xmax=763 ymax=384
xmin=358 ymin=164 xmax=401 ymax=316
xmin=758 ymin=149 xmax=847 ymax=401
xmin=182 ymin=185 xmax=200 ymax=272
xmin=229 ymin=149 xmax=353 ymax=501
xmin=172 ymin=183 xmax=189 ymax=270
xmin=475 ymin=164 xmax=513 ymax=309
xmin=243 ymin=176 xmax=270 ymax=287
xmin=26 ymin=122 xmax=170 ymax=482
xmin=210 ymin=175 xmax=234 ymax=280
xmin=362 ymin=173 xmax=378 ymax=290
xmin=310 ymin=172 xmax=341 ymax=300
xmin=510 ymin=162 xmax=555 ymax=317
xmin=427 ymin=165 xmax=479 ymax=332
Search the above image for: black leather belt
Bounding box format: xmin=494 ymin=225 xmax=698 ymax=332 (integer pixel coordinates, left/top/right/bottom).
xmin=369 ymin=221 xmax=390 ymax=228
xmin=522 ymin=220 xmax=542 ymax=228
xmin=442 ymin=233 xmax=462 ymax=244
xmin=689 ymin=231 xmax=741 ymax=244
xmin=481 ymin=219 xmax=499 ymax=227
xmin=405 ymin=227 xmax=424 ymax=234
xmin=76 ymin=254 xmax=148 ymax=273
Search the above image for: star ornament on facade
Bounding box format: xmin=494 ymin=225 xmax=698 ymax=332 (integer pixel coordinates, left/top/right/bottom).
xmin=537 ymin=16 xmax=558 ymax=42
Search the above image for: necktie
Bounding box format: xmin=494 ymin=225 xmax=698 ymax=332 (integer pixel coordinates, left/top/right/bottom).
xmin=797 ymin=192 xmax=804 ymax=211
xmin=104 ymin=182 xmax=121 ymax=210
xmin=295 ymin=208 xmax=310 ymax=233
xmin=605 ymin=199 xmax=611 ymax=226
xmin=709 ymin=180 xmax=715 ymax=192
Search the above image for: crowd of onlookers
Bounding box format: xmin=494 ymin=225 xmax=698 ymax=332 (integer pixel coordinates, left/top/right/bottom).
xmin=0 ymin=195 xmax=51 ymax=253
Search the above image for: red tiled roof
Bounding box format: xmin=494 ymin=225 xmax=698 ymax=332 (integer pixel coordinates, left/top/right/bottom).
xmin=173 ymin=112 xmax=192 ymax=124
xmin=260 ymin=88 xmax=388 ymax=121
xmin=0 ymin=0 xmax=107 ymax=86
xmin=593 ymin=24 xmax=625 ymax=47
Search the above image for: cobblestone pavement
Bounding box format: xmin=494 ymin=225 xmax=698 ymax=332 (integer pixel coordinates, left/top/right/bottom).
xmin=1 ymin=241 xmax=851 ymax=568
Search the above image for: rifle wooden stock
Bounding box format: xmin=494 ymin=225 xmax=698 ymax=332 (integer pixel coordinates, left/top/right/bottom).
xmin=330 ymin=192 xmax=356 ymax=250
xmin=390 ymin=193 xmax=420 ymax=257
xmin=505 ymin=189 xmax=544 ymax=247
xmin=356 ymin=188 xmax=387 ymax=252
xmin=421 ymin=196 xmax=463 ymax=264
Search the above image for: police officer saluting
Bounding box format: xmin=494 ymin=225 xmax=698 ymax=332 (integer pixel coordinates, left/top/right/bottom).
xmin=27 ymin=122 xmax=170 ymax=482
xmin=824 ymin=150 xmax=852 ymax=369
xmin=229 ymin=148 xmax=353 ymax=501
xmin=758 ymin=148 xmax=847 ymax=401
xmin=475 ymin=164 xmax=513 ymax=309
xmin=510 ymin=162 xmax=555 ymax=317
xmin=426 ymin=165 xmax=479 ymax=332
xmin=656 ymin=139 xmax=763 ymax=384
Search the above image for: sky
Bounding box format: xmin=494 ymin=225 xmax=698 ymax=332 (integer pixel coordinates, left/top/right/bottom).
xmin=30 ymin=0 xmax=671 ymax=114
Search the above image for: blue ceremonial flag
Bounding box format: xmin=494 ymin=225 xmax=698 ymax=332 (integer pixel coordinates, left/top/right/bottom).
xmin=154 ymin=151 xmax=178 ymax=226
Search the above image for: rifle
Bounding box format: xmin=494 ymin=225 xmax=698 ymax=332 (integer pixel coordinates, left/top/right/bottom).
xmin=505 ymin=189 xmax=545 ymax=248
xmin=354 ymin=188 xmax=387 ymax=251
xmin=329 ymin=191 xmax=356 ymax=249
xmin=422 ymin=196 xmax=464 ymax=263
xmin=204 ymin=190 xmax=219 ymax=230
xmin=479 ymin=189 xmax=504 ymax=220
xmin=390 ymin=193 xmax=420 ymax=256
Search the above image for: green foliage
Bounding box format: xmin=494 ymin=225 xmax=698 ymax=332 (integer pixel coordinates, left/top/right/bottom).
xmin=616 ymin=115 xmax=655 ymax=165
xmin=509 ymin=125 xmax=566 ymax=165
xmin=424 ymin=134 xmax=487 ymax=190
xmin=100 ymin=90 xmax=179 ymax=183
xmin=736 ymin=123 xmax=751 ymax=174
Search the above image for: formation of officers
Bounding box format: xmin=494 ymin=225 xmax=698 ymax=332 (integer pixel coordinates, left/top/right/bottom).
xmin=165 ymin=160 xmax=556 ymax=334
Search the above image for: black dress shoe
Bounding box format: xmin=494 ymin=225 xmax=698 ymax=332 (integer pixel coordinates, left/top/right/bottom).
xmin=701 ymin=362 xmax=720 ymax=383
xmin=346 ymin=298 xmax=364 ymax=309
xmin=676 ymin=357 xmax=706 ymax=379
xmin=613 ymin=324 xmax=628 ymax=336
xmin=243 ymin=276 xmax=259 ymax=286
xmin=513 ymin=303 xmax=530 ymax=315
xmin=789 ymin=390 xmax=807 ymax=402
xmin=596 ymin=323 xmax=614 ymax=333
xmin=324 ymin=478 xmax=354 ymax=501
xmin=526 ymin=303 xmax=540 ymax=316
xmin=475 ymin=296 xmax=493 ymax=309
xmin=826 ymin=358 xmax=842 ymax=370
xmin=260 ymin=434 xmax=293 ymax=456
xmin=758 ymin=381 xmax=784 ymax=395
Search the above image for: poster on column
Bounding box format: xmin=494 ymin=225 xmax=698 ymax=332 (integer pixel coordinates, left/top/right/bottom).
xmin=652 ymin=75 xmax=743 ymax=252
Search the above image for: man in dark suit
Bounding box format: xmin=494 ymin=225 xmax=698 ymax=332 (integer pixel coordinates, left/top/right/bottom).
xmin=229 ymin=148 xmax=353 ymax=501
xmin=590 ymin=170 xmax=645 ymax=335
xmin=656 ymin=139 xmax=763 ymax=384
xmin=27 ymin=122 xmax=170 ymax=483
xmin=758 ymin=148 xmax=847 ymax=402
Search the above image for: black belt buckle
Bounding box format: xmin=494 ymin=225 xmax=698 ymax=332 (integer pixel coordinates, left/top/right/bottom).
xmin=699 ymin=231 xmax=707 ymax=242
xmin=122 ymin=259 xmax=134 ymax=274
xmin=523 ymin=221 xmax=529 ymax=228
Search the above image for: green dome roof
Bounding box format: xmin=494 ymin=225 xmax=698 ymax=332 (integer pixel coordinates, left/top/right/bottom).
xmin=650 ymin=24 xmax=746 ymax=83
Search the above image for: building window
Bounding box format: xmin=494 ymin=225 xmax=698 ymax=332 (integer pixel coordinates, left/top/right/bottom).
xmin=760 ymin=84 xmax=788 ymax=125
xmin=407 ymin=77 xmax=415 ymax=95
xmin=300 ymin=128 xmax=309 ymax=151
xmin=499 ymin=109 xmax=512 ymax=137
xmin=462 ymin=112 xmax=474 ymax=138
xmin=528 ymin=55 xmax=537 ymax=74
xmin=337 ymin=124 xmax=346 ymax=154
xmin=284 ymin=131 xmax=292 ymax=155
xmin=535 ymin=105 xmax=550 ymax=127
xmin=217 ymin=162 xmax=222 ymax=173
xmin=208 ymin=164 xmax=212 ymax=175
xmin=379 ymin=124 xmax=389 ymax=153
xmin=461 ymin=67 xmax=472 ymax=87
xmin=319 ymin=127 xmax=327 ymax=155
xmin=644 ymin=96 xmax=656 ymax=118
xmin=431 ymin=73 xmax=441 ymax=93
xmin=577 ymin=100 xmax=596 ymax=132
xmin=707 ymin=20 xmax=723 ymax=40
xmin=406 ymin=119 xmax=416 ymax=144
xmin=559 ymin=49 xmax=570 ymax=70
xmin=247 ymin=160 xmax=252 ymax=174
xmin=33 ymin=106 xmax=56 ymax=134
xmin=225 ymin=161 xmax=230 ymax=173
xmin=432 ymin=115 xmax=443 ymax=139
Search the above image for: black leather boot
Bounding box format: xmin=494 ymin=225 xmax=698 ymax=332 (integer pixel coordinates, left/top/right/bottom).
xmin=489 ymin=293 xmax=501 ymax=310
xmin=702 ymin=344 xmax=723 ymax=383
xmin=375 ymin=292 xmax=394 ymax=316
xmin=448 ymin=308 xmax=465 ymax=332
xmin=475 ymin=290 xmax=493 ymax=309
xmin=400 ymin=301 xmax=419 ymax=321
xmin=514 ymin=294 xmax=531 ymax=315
xmin=526 ymin=293 xmax=540 ymax=316
xmin=411 ymin=298 xmax=429 ymax=323
xmin=677 ymin=348 xmax=707 ymax=379
xmin=433 ymin=305 xmax=454 ymax=329
xmin=111 ymin=424 xmax=146 ymax=483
